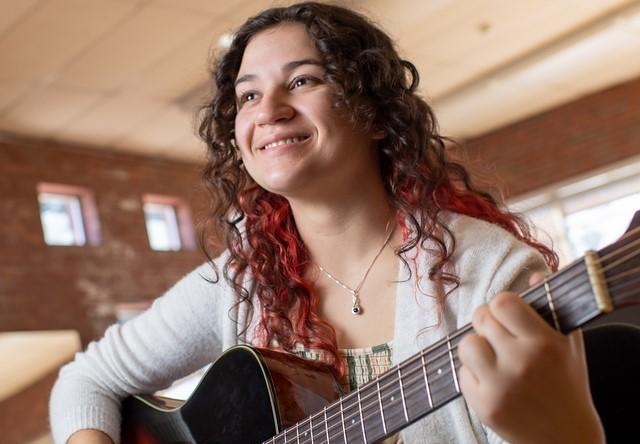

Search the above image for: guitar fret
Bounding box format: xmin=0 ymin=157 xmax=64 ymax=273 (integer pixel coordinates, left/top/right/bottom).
xmin=309 ymin=416 xmax=314 ymax=444
xmin=378 ymin=372 xmax=405 ymax=432
xmin=420 ymin=352 xmax=433 ymax=408
xmin=376 ymin=379 xmax=387 ymax=435
xmin=357 ymin=391 xmax=367 ymax=442
xmin=342 ymin=393 xmax=364 ymax=442
xmin=397 ymin=367 xmax=409 ymax=422
xmin=543 ymin=278 xmax=561 ymax=330
xmin=297 ymin=419 xmax=312 ymax=444
xmin=424 ymin=341 xmax=457 ymax=406
xmin=446 ymin=335 xmax=460 ymax=393
xmin=323 ymin=407 xmax=330 ymax=444
xmin=339 ymin=398 xmax=347 ymax=443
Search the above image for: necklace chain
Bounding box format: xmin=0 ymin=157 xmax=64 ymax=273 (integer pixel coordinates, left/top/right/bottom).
xmin=316 ymin=219 xmax=396 ymax=315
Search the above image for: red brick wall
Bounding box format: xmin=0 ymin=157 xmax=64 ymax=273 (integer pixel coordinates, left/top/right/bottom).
xmin=0 ymin=139 xmax=210 ymax=343
xmin=451 ymin=76 xmax=640 ymax=200
xmin=1 ymin=139 xmax=214 ymax=443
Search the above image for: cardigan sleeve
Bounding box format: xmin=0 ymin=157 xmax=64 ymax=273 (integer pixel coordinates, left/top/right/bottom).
xmin=49 ymin=258 xmax=233 ymax=444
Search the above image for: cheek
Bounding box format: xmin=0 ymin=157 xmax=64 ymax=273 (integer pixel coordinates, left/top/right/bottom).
xmin=234 ymin=113 xmax=252 ymax=152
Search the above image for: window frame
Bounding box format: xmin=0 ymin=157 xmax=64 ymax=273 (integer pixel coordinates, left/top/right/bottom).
xmin=37 ymin=183 xmax=101 ymax=247
xmin=509 ymin=155 xmax=640 ymax=266
xmin=142 ymin=194 xmax=196 ymax=251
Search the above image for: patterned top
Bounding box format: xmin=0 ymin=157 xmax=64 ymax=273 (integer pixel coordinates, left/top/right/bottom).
xmin=293 ymin=342 xmax=401 ymax=444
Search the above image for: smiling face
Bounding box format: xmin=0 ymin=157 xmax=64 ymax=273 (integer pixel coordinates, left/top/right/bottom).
xmin=233 ymin=23 xmax=381 ymax=199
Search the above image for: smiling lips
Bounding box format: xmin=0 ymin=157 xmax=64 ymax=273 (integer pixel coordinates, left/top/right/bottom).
xmin=258 ymin=134 xmax=310 ymax=151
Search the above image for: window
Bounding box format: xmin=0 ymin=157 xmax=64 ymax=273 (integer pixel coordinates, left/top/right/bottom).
xmin=37 ymin=183 xmax=100 ymax=246
xmin=510 ymin=157 xmax=640 ymax=266
xmin=142 ymin=194 xmax=196 ymax=251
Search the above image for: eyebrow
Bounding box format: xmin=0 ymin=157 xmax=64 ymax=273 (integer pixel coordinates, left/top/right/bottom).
xmin=234 ymin=58 xmax=324 ymax=88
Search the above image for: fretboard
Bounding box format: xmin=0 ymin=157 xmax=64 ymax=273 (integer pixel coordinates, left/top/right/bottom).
xmin=264 ymin=250 xmax=618 ymax=444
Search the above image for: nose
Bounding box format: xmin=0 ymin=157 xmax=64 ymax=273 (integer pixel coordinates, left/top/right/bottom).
xmin=255 ymin=89 xmax=294 ymax=125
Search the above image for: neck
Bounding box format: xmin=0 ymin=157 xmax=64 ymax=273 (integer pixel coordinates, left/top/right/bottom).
xmin=287 ymin=180 xmax=396 ymax=274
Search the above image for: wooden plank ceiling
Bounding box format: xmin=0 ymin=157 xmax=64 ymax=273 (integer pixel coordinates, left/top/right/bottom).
xmin=1 ymin=0 xmax=639 ymax=162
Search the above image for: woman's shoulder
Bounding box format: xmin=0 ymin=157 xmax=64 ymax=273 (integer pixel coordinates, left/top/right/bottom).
xmin=444 ymin=212 xmax=549 ymax=297
xmin=443 ymin=211 xmax=534 ymax=255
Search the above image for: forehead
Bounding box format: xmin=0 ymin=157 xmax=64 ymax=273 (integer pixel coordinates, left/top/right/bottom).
xmin=236 ymin=23 xmax=321 ymax=79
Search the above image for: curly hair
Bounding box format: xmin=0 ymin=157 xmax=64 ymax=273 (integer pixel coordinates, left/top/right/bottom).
xmin=198 ymin=1 xmax=558 ymax=376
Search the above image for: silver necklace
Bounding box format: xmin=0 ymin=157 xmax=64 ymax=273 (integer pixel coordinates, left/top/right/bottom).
xmin=316 ymin=220 xmax=396 ymax=315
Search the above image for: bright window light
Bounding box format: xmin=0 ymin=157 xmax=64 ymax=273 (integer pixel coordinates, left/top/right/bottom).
xmin=143 ymin=202 xmax=182 ymax=251
xmin=564 ymin=192 xmax=640 ymax=258
xmin=510 ymin=158 xmax=640 ymax=266
xmin=38 ymin=193 xmax=86 ymax=246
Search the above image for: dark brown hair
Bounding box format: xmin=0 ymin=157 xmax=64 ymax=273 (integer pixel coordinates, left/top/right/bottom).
xmin=198 ymin=2 xmax=557 ymax=375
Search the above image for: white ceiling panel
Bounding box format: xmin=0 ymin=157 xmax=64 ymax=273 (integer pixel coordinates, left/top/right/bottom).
xmin=51 ymin=3 xmax=214 ymax=91
xmin=173 ymin=133 xmax=207 ymax=162
xmin=54 ymin=92 xmax=166 ymax=146
xmin=0 ymin=0 xmax=41 ymax=36
xmin=1 ymin=0 xmax=639 ymax=162
xmin=115 ymin=104 xmax=196 ymax=153
xmin=153 ymin=0 xmax=273 ymax=17
xmin=0 ymin=0 xmax=136 ymax=83
xmin=0 ymin=85 xmax=103 ymax=134
xmin=397 ymin=0 xmax=632 ymax=96
xmin=0 ymin=81 xmax=30 ymax=111
xmin=434 ymin=1 xmax=640 ymax=137
xmin=130 ymin=27 xmax=216 ymax=102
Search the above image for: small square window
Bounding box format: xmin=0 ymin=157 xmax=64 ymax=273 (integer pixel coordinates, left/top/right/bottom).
xmin=142 ymin=195 xmax=196 ymax=251
xmin=144 ymin=202 xmax=181 ymax=251
xmin=37 ymin=183 xmax=101 ymax=247
xmin=39 ymin=193 xmax=86 ymax=246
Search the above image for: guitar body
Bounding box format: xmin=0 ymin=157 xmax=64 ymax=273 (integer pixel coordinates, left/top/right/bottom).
xmin=121 ymin=345 xmax=342 ymax=444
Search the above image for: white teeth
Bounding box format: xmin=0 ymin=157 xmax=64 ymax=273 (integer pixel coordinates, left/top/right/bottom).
xmin=263 ymin=136 xmax=305 ymax=150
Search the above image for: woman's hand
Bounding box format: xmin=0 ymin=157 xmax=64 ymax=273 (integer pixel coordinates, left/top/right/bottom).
xmin=457 ymin=274 xmax=605 ymax=444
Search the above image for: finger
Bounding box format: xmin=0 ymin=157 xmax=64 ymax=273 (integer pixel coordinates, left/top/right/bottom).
xmin=458 ymin=333 xmax=496 ymax=380
xmin=472 ymin=303 xmax=515 ymax=346
xmin=488 ymin=292 xmax=552 ymax=337
xmin=458 ymin=365 xmax=487 ymax=422
xmin=568 ymin=330 xmax=587 ymax=363
xmin=458 ymin=364 xmax=479 ymax=396
xmin=529 ymin=272 xmax=545 ymax=286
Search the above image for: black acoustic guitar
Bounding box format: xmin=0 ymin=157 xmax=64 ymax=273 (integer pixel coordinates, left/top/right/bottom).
xmin=122 ymin=212 xmax=640 ymax=443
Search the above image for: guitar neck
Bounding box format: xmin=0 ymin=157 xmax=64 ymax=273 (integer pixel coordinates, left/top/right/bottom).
xmin=264 ymin=244 xmax=626 ymax=443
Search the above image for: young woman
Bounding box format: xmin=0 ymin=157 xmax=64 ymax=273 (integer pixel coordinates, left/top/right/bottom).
xmin=50 ymin=2 xmax=604 ymax=443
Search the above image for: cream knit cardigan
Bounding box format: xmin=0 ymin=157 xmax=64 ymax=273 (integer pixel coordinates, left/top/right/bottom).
xmin=50 ymin=214 xmax=547 ymax=443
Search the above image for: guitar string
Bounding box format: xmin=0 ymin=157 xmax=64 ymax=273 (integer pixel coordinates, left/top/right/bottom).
xmin=279 ymin=351 xmax=464 ymax=444
xmin=310 ymin=273 xmax=640 ymax=444
xmin=271 ymin=334 xmax=468 ymax=444
xmin=493 ymin=232 xmax=640 ymax=330
xmin=519 ymin=234 xmax=640 ymax=312
xmin=277 ymin=282 xmax=640 ymax=444
xmin=525 ymin=243 xmax=637 ymax=330
xmin=289 ymin=274 xmax=640 ymax=444
xmin=268 ymin=234 xmax=640 ymax=443
xmin=293 ymin=243 xmax=640 ymax=443
xmin=271 ymin=274 xmax=640 ymax=443
xmin=531 ymin=255 xmax=637 ymax=324
xmin=276 ymin=239 xmax=638 ymax=444
xmin=273 ymin=290 xmax=639 ymax=444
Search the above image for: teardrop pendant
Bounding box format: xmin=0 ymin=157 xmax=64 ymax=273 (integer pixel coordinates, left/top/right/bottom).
xmin=351 ymin=294 xmax=362 ymax=315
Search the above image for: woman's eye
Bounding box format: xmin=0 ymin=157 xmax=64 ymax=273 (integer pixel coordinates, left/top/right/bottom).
xmin=237 ymin=92 xmax=256 ymax=105
xmin=291 ymin=76 xmax=317 ymax=89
